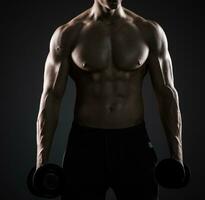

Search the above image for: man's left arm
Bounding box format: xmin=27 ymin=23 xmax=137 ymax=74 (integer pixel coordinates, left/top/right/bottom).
xmin=147 ymin=21 xmax=183 ymax=165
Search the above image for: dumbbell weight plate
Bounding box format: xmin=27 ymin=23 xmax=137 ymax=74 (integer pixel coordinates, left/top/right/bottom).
xmin=154 ymin=159 xmax=185 ymax=189
xmin=27 ymin=167 xmax=42 ymax=197
xmin=33 ymin=164 xmax=65 ymax=198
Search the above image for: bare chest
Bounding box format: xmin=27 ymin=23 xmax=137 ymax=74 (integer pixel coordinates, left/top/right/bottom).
xmin=71 ymin=20 xmax=149 ymax=78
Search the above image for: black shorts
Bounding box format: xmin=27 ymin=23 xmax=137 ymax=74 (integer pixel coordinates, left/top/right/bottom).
xmin=61 ymin=120 xmax=159 ymax=200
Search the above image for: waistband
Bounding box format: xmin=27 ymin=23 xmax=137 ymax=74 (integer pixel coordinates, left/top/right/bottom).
xmin=70 ymin=119 xmax=147 ymax=134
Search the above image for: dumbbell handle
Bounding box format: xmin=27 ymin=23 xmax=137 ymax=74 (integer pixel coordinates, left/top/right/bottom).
xmin=42 ymin=173 xmax=61 ymax=189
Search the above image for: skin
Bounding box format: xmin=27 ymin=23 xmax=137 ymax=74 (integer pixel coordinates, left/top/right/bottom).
xmin=36 ymin=0 xmax=183 ymax=169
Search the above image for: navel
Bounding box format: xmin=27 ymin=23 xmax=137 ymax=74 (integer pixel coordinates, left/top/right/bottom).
xmin=108 ymin=105 xmax=114 ymax=112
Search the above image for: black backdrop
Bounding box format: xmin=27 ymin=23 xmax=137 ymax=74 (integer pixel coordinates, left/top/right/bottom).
xmin=1 ymin=0 xmax=204 ymax=199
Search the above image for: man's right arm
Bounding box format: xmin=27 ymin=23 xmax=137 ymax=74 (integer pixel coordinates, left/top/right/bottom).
xmin=36 ymin=25 xmax=72 ymax=170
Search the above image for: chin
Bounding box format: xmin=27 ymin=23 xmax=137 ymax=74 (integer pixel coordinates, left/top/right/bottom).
xmin=108 ymin=4 xmax=119 ymax=10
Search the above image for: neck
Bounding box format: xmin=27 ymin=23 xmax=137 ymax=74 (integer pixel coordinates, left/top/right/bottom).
xmin=90 ymin=0 xmax=126 ymax=20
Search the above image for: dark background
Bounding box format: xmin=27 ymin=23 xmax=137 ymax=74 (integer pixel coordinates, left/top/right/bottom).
xmin=1 ymin=0 xmax=204 ymax=199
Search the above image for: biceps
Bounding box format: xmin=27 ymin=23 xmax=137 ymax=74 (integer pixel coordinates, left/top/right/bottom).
xmin=43 ymin=53 xmax=69 ymax=99
xmin=148 ymin=52 xmax=175 ymax=96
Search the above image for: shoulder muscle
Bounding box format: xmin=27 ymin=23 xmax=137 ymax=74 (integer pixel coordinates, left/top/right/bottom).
xmin=49 ymin=21 xmax=83 ymax=62
xmin=145 ymin=20 xmax=168 ymax=56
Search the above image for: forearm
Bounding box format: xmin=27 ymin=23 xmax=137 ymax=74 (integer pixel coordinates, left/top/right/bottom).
xmin=36 ymin=92 xmax=61 ymax=169
xmin=157 ymin=87 xmax=183 ymax=163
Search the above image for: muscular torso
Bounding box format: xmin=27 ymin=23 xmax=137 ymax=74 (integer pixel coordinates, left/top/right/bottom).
xmin=68 ymin=9 xmax=150 ymax=128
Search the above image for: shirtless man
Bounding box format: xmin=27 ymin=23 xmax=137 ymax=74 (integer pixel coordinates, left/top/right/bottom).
xmin=36 ymin=0 xmax=183 ymax=199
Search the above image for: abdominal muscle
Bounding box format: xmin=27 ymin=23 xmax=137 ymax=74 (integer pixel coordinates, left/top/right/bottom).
xmin=72 ymin=76 xmax=145 ymax=129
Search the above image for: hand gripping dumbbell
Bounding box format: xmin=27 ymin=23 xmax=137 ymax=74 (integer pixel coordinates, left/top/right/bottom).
xmin=154 ymin=158 xmax=191 ymax=189
xmin=27 ymin=163 xmax=65 ymax=198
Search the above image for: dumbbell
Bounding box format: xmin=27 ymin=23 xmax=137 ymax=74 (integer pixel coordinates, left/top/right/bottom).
xmin=154 ymin=158 xmax=191 ymax=189
xmin=27 ymin=163 xmax=65 ymax=198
